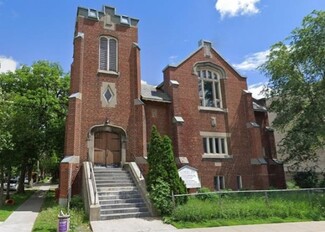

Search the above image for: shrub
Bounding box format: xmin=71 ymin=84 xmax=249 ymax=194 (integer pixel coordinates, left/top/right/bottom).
xmin=171 ymin=192 xmax=325 ymax=223
xmin=69 ymin=195 xmax=84 ymax=210
xmin=147 ymin=126 xmax=188 ymax=206
xmin=150 ymin=178 xmax=173 ymax=216
xmin=146 ymin=126 xmax=167 ymax=192
xmin=286 ymin=181 xmax=299 ymax=189
xmin=196 ymin=187 xmax=218 ymax=201
xmin=161 ymin=136 xmax=187 ymax=205
xmin=319 ymin=174 xmax=325 ymax=187
xmin=293 ymin=171 xmax=318 ymax=188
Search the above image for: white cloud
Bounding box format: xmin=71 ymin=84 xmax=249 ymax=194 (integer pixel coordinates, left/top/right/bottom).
xmin=168 ymin=55 xmax=178 ymax=65
xmin=233 ymin=49 xmax=269 ymax=71
xmin=0 ymin=56 xmax=17 ymax=73
xmin=248 ymin=82 xmax=268 ymax=99
xmin=215 ymin=0 xmax=261 ymax=18
xmin=141 ymin=80 xmax=148 ymax=85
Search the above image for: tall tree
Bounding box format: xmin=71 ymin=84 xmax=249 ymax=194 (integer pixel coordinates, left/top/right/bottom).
xmin=260 ymin=10 xmax=325 ymax=171
xmin=160 ymin=136 xmax=187 ymax=197
xmin=0 ymin=91 xmax=14 ymax=203
xmin=0 ymin=61 xmax=69 ymax=193
xmin=146 ymin=126 xmax=187 ymax=215
xmin=146 ymin=126 xmax=168 ymax=192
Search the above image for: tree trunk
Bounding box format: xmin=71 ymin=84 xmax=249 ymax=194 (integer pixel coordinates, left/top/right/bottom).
xmin=6 ymin=167 xmax=11 ymax=200
xmin=27 ymin=165 xmax=33 ymax=187
xmin=17 ymin=159 xmax=27 ymax=194
xmin=0 ymin=165 xmax=4 ymax=206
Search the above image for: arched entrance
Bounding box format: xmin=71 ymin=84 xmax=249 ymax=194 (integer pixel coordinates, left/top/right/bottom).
xmin=87 ymin=124 xmax=127 ymax=167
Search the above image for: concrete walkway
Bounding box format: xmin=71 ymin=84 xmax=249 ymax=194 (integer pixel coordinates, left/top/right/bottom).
xmin=0 ymin=185 xmax=50 ymax=232
xmin=91 ymin=218 xmax=325 ymax=232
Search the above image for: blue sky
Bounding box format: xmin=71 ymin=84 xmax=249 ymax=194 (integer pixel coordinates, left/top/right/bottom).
xmin=0 ymin=0 xmax=324 ymax=96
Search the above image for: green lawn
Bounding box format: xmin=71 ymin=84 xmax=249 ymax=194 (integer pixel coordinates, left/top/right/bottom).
xmin=32 ymin=190 xmax=91 ymax=232
xmin=0 ymin=190 xmax=35 ymax=221
xmin=169 ymin=191 xmax=325 ymax=228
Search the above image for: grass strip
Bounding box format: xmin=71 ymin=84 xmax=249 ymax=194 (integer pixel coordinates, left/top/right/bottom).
xmin=170 ymin=192 xmax=325 ymax=229
xmin=32 ymin=190 xmax=91 ymax=232
xmin=0 ymin=190 xmax=35 ymax=221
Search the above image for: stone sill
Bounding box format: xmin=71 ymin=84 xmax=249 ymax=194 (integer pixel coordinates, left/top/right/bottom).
xmin=97 ymin=70 xmax=120 ymax=77
xmin=202 ymin=154 xmax=233 ymax=159
xmin=199 ymin=106 xmax=228 ymax=113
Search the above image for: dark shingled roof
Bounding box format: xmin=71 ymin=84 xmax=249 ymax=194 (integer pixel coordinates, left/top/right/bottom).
xmin=141 ymin=83 xmax=171 ymax=103
xmin=253 ymin=101 xmax=267 ymax=112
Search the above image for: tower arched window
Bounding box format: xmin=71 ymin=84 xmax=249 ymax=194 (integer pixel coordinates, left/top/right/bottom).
xmin=99 ymin=37 xmax=118 ymax=72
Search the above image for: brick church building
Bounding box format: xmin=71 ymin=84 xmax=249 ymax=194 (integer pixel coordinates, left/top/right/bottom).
xmin=59 ymin=5 xmax=285 ymax=204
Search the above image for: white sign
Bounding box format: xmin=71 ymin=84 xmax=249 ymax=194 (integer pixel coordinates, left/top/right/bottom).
xmin=178 ymin=165 xmax=201 ymax=189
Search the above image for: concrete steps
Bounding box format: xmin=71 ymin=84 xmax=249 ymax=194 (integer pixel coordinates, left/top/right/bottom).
xmin=94 ymin=166 xmax=150 ymax=220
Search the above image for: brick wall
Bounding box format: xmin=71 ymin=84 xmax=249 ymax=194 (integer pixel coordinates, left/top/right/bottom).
xmin=60 ymin=6 xmax=286 ymax=199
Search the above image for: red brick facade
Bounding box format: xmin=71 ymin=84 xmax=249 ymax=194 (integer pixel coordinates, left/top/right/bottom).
xmin=59 ymin=5 xmax=285 ymax=203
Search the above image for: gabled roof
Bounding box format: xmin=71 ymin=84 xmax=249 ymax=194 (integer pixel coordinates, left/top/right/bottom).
xmin=253 ymin=101 xmax=267 ymax=112
xmin=163 ymin=40 xmax=246 ymax=80
xmin=253 ymin=98 xmax=267 ymax=112
xmin=141 ymin=83 xmax=171 ymax=103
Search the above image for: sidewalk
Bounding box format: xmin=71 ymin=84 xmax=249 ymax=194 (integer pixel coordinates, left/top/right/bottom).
xmin=0 ymin=185 xmax=50 ymax=232
xmin=91 ymin=218 xmax=325 ymax=232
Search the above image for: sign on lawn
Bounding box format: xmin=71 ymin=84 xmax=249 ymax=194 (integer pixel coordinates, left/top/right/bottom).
xmin=178 ymin=165 xmax=201 ymax=189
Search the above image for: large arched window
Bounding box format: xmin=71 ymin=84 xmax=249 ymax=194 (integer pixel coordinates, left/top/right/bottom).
xmin=198 ymin=69 xmax=223 ymax=108
xmin=99 ymin=36 xmax=118 ymax=72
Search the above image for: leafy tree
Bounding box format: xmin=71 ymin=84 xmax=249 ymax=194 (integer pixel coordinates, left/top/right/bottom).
xmin=260 ymin=10 xmax=325 ymax=171
xmin=0 ymin=86 xmax=16 ymax=201
xmin=0 ymin=61 xmax=69 ymax=193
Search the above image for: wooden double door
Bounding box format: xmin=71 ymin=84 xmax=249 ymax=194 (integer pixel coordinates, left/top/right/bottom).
xmin=94 ymin=131 xmax=121 ymax=167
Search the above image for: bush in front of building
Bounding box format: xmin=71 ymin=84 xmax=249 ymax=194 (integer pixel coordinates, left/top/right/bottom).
xmin=150 ymin=178 xmax=173 ymax=216
xmin=147 ymin=126 xmax=187 ymax=215
xmin=293 ymin=170 xmax=319 ymax=188
xmin=160 ymin=135 xmax=187 ymax=205
xmin=196 ymin=187 xmax=219 ymax=201
xmin=146 ymin=126 xmax=167 ymax=192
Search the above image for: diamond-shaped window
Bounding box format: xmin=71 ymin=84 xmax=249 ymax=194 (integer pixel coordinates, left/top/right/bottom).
xmin=104 ymin=87 xmax=113 ymax=103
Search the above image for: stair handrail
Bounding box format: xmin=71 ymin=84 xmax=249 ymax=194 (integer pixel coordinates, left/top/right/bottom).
xmin=89 ymin=162 xmax=99 ymax=205
xmin=125 ymin=162 xmax=158 ymax=217
xmin=83 ymin=161 xmax=100 ymax=220
xmin=132 ymin=154 xmax=145 ymax=179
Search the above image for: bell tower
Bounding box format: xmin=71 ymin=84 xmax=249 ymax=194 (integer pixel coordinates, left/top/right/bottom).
xmin=59 ymin=5 xmax=146 ymax=205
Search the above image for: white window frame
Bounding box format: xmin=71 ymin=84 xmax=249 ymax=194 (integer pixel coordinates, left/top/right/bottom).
xmin=198 ymin=69 xmax=223 ymax=109
xmin=200 ymin=132 xmax=231 ymax=159
xmin=98 ymin=36 xmax=118 ymax=74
